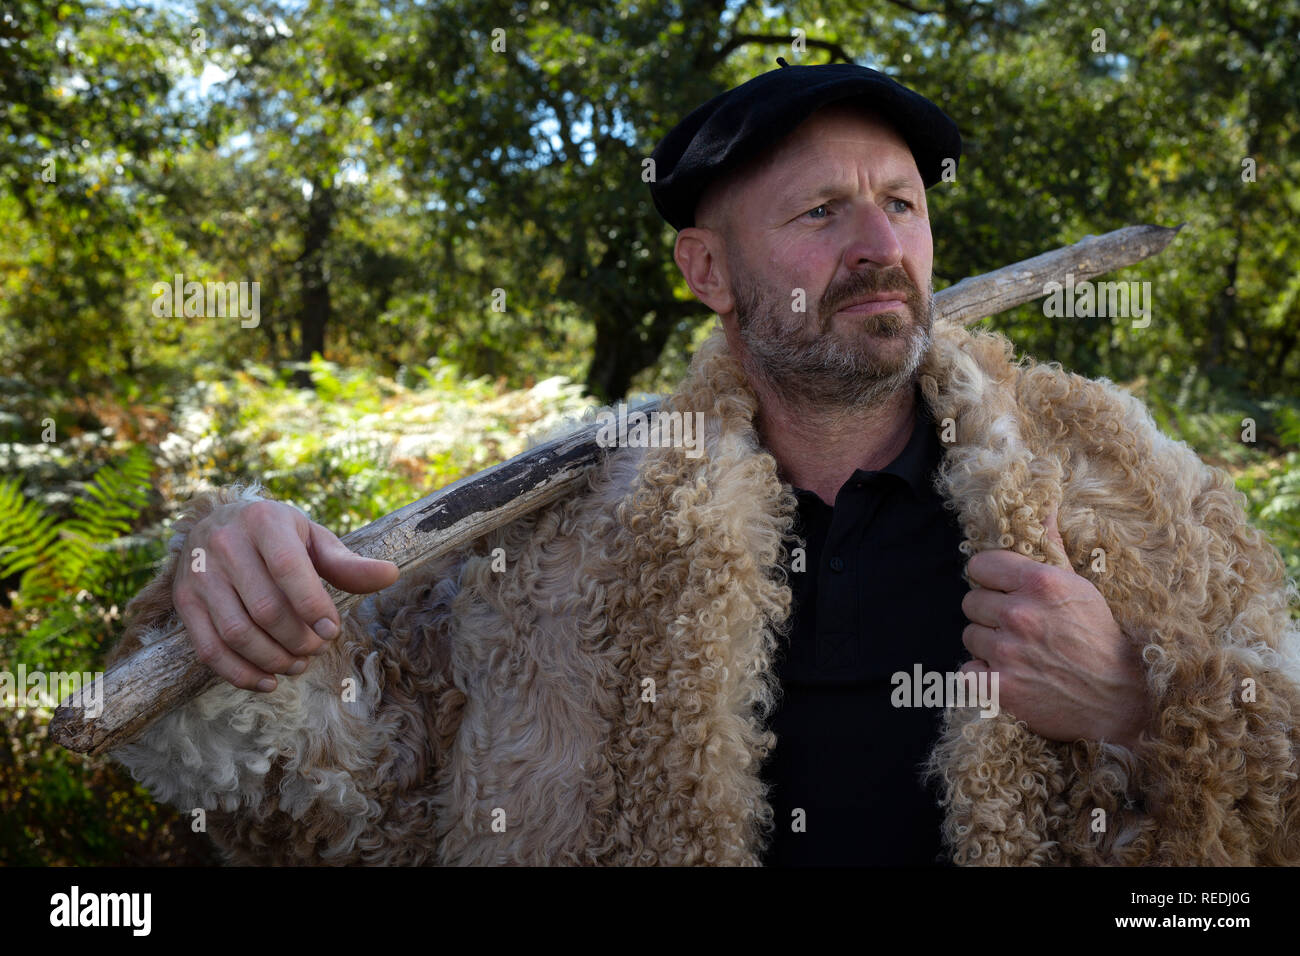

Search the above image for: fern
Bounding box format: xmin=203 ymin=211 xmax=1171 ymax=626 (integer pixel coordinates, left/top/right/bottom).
xmin=0 ymin=476 xmax=60 ymax=579
xmin=14 ymin=445 xmax=153 ymax=602
xmin=3 ymin=445 xmax=160 ymax=671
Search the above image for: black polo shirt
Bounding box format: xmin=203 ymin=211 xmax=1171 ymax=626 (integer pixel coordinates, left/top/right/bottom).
xmin=760 ymin=390 xmax=971 ymax=866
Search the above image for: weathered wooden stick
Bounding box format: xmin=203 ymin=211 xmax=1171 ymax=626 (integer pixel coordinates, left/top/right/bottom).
xmin=49 ymin=223 xmax=1181 ymax=756
xmin=47 ymin=402 xmax=656 ymax=756
xmin=936 ymin=223 xmax=1182 ymax=326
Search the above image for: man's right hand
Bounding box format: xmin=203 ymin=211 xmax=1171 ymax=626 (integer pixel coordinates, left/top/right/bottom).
xmin=173 ymin=498 xmax=400 ymax=692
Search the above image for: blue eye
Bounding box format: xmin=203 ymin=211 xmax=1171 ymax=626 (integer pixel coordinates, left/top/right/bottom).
xmin=888 ymin=198 xmax=914 ymax=213
xmin=806 ymin=204 xmax=829 ymax=220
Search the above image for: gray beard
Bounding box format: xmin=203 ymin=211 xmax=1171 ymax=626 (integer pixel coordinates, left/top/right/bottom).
xmin=733 ymin=267 xmax=934 ymax=415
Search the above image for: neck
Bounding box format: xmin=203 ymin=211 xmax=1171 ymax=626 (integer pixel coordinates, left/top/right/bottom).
xmin=751 ymin=377 xmax=916 ymax=506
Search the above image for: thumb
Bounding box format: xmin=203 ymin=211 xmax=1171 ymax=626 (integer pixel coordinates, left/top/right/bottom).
xmin=307 ymin=523 xmax=401 ymax=593
xmin=1041 ymin=506 xmax=1069 ymax=569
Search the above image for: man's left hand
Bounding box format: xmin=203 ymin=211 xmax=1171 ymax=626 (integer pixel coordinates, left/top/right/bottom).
xmin=959 ymin=509 xmax=1151 ymax=748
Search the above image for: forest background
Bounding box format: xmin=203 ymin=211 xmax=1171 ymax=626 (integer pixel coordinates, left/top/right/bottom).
xmin=2 ymin=0 xmax=1298 ymax=864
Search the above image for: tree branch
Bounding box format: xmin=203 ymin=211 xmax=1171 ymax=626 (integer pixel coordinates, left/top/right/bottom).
xmin=879 ymin=0 xmax=946 ymax=16
xmin=713 ymin=32 xmax=855 ymax=66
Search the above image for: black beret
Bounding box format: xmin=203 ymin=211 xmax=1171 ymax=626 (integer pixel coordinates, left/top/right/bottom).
xmin=649 ymin=59 xmax=962 ymax=231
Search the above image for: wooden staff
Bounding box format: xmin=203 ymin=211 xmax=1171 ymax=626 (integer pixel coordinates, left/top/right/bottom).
xmin=48 ymin=223 xmax=1182 ymax=756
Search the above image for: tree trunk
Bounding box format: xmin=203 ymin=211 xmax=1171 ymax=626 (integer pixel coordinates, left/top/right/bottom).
xmin=1204 ymin=215 xmax=1241 ymax=373
xmin=293 ymin=178 xmax=335 ymax=388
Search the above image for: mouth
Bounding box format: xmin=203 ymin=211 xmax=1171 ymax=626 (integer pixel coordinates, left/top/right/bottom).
xmin=834 ymin=294 xmax=909 ymax=317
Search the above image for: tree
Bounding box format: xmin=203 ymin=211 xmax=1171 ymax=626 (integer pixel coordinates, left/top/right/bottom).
xmin=0 ymin=0 xmax=185 ymax=393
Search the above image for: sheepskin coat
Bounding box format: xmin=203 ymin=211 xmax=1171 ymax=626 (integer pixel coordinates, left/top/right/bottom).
xmin=107 ymin=319 xmax=1300 ymax=865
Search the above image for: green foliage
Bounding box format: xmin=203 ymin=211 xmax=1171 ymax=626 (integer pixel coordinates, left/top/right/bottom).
xmin=7 ymin=0 xmax=1300 ymax=402
xmin=1236 ymin=453 xmax=1300 ymax=588
xmin=1139 ymin=373 xmax=1300 ymax=589
xmin=0 ymin=0 xmax=191 ymax=391
xmin=3 ymin=0 xmax=1299 ymax=864
xmin=0 ymin=446 xmax=218 ymax=865
xmin=191 ymin=353 xmax=592 ymax=534
xmin=0 ymin=702 xmax=220 ymax=866
xmin=0 ymin=358 xmax=588 ymax=864
xmin=0 ymin=476 xmax=60 ymax=580
xmin=3 ymin=446 xmax=160 ymax=672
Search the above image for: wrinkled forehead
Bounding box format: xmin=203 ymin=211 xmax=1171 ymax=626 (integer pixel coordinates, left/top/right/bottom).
xmin=752 ymin=103 xmax=922 ymax=187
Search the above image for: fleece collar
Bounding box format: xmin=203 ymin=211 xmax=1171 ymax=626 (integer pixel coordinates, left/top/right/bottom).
xmin=674 ymin=319 xmax=1013 ymax=517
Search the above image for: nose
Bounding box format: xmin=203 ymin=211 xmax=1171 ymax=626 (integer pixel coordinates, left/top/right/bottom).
xmin=841 ymin=201 xmax=903 ymax=270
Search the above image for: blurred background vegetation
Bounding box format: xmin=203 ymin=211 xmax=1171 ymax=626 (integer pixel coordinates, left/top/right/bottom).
xmin=2 ymin=0 xmax=1297 ymax=865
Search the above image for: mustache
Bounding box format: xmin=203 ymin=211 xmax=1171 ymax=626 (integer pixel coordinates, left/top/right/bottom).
xmin=818 ymin=267 xmax=921 ymax=332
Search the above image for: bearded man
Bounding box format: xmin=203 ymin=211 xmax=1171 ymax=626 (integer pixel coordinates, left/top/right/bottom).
xmin=107 ymin=62 xmax=1300 ymax=866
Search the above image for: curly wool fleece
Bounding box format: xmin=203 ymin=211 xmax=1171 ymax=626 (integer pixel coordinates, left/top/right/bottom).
xmin=107 ymin=320 xmax=1300 ymax=865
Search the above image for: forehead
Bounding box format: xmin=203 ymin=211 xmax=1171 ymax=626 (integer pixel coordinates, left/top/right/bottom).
xmin=692 ymin=105 xmax=923 ymax=231
xmin=754 ymin=104 xmax=919 ymax=185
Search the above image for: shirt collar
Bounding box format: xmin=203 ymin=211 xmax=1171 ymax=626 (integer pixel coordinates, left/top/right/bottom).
xmin=869 ymin=384 xmax=941 ymax=500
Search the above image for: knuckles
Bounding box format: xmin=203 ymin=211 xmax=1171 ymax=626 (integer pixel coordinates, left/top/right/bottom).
xmin=244 ymin=592 xmax=285 ymax=627
xmin=262 ymin=546 xmax=302 ymax=580
xmin=206 ymin=525 xmax=242 ymax=562
xmin=240 ymin=498 xmax=282 ymax=525
xmin=192 ymin=639 xmax=221 ymax=666
xmin=1024 ymin=563 xmax=1070 ymax=600
xmin=215 ymin=615 xmax=253 ymax=648
xmin=1000 ymin=602 xmax=1039 ymax=636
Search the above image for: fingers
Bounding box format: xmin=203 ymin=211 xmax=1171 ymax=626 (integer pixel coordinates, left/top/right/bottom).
xmin=209 ymin=519 xmax=325 ymax=660
xmin=960 ymin=586 xmax=1002 ymax=628
xmin=1041 ymin=507 xmax=1071 ymax=569
xmin=178 ymin=499 xmax=324 ymax=690
xmin=307 ymin=522 xmax=400 ymax=594
xmin=961 ymin=621 xmax=1001 ymax=664
xmin=177 ymin=587 xmax=288 ymax=693
xmin=1042 ymin=507 xmax=1062 ymax=544
xmin=199 ymin=570 xmax=313 ymax=678
xmin=965 ymin=548 xmax=1031 ymax=591
xmin=176 ymin=497 xmax=398 ymax=693
xmin=246 ymin=514 xmax=341 ymax=646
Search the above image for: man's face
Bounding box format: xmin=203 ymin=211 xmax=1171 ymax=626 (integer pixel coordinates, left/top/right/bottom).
xmin=704 ymin=105 xmax=935 ymax=413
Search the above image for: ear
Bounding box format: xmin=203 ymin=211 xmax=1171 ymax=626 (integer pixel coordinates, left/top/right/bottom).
xmin=673 ymin=226 xmax=734 ymax=316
